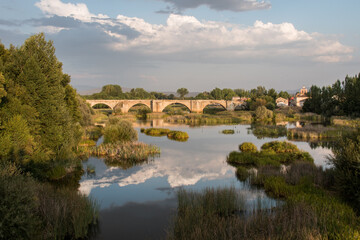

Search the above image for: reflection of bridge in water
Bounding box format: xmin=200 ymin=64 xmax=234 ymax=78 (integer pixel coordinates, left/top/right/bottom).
xmin=86 ymin=99 xmax=246 ymax=113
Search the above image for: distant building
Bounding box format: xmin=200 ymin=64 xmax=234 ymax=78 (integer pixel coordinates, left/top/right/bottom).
xmin=276 ymin=97 xmax=289 ymax=107
xmin=293 ymin=86 xmax=309 ymax=107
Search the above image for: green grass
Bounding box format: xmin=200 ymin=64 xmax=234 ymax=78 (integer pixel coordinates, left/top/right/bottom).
xmin=167 ymin=131 xmax=189 ymax=141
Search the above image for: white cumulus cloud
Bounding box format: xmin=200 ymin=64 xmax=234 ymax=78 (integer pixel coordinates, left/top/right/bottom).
xmin=34 ymin=0 xmax=354 ymax=63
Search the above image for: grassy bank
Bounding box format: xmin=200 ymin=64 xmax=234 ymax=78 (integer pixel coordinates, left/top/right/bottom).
xmin=0 ymin=163 xmax=98 ymax=240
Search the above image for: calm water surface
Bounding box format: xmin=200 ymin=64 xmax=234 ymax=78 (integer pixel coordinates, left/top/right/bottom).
xmin=80 ymin=121 xmax=332 ymax=240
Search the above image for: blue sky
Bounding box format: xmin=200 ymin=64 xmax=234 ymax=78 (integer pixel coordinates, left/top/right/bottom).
xmin=0 ymin=0 xmax=359 ymax=92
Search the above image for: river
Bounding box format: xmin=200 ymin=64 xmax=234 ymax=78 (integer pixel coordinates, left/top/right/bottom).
xmin=79 ymin=121 xmax=332 ymax=239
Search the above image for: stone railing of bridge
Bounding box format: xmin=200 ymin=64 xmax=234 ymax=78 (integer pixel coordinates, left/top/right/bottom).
xmin=86 ymin=99 xmax=247 ymax=113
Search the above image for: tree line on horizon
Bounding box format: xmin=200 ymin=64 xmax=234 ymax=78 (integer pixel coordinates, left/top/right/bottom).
xmin=303 ymin=73 xmax=360 ymax=117
xmin=84 ymin=84 xmax=291 ymax=101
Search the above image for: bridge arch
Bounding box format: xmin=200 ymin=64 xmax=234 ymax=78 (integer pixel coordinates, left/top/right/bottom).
xmin=202 ymin=103 xmax=227 ymax=113
xmin=160 ymin=102 xmax=191 ymax=113
xmin=127 ymin=103 xmax=152 ymax=113
xmin=91 ymin=103 xmax=113 ymax=110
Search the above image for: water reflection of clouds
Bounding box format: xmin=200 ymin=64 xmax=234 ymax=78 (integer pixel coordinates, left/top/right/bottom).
xmin=79 ymin=149 xmax=235 ymax=196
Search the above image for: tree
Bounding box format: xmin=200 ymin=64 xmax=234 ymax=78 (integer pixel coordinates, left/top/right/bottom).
xmin=222 ymin=88 xmax=236 ymax=100
xmin=210 ymin=88 xmax=223 ymax=100
xmin=0 ymin=33 xmax=83 ymax=164
xmin=278 ymin=91 xmax=290 ymax=99
xmin=234 ymin=89 xmax=250 ymax=98
xmin=0 ymin=73 xmax=6 ymax=104
xmin=177 ymin=88 xmax=189 ymax=99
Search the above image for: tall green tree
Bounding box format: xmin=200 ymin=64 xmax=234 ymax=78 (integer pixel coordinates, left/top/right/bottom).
xmin=210 ymin=88 xmax=223 ymax=100
xmin=177 ymin=88 xmax=189 ymax=99
xmin=0 ymin=33 xmax=83 ymax=164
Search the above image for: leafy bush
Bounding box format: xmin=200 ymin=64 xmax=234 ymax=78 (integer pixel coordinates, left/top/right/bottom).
xmin=239 ymin=142 xmax=257 ymax=153
xmin=261 ymin=141 xmax=300 ymax=153
xmin=254 ymin=106 xmax=273 ymax=121
xmin=104 ymin=119 xmax=137 ymax=143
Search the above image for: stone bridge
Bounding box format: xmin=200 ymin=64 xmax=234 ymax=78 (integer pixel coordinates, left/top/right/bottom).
xmin=86 ymin=99 xmax=247 ymax=113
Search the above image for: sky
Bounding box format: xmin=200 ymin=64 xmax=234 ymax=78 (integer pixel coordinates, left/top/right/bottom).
xmin=0 ymin=0 xmax=359 ymax=92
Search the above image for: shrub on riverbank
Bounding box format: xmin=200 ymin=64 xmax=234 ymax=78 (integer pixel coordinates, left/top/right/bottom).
xmin=254 ymin=106 xmax=273 ymax=122
xmin=103 ymin=119 xmax=138 ymax=143
xmin=0 ymin=163 xmax=98 ymax=240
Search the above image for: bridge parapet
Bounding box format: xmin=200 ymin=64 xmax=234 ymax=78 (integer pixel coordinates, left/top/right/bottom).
xmin=86 ymin=99 xmax=248 ymax=113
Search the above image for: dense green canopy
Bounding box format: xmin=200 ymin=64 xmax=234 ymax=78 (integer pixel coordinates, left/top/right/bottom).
xmin=0 ymin=34 xmax=91 ymax=174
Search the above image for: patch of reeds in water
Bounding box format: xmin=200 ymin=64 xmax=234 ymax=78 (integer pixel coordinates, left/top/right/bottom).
xmin=221 ymin=129 xmax=235 ymax=134
xmin=167 ymin=131 xmax=189 ymax=141
xmin=87 ymin=142 xmax=160 ymax=164
xmin=287 ymin=125 xmax=344 ymax=140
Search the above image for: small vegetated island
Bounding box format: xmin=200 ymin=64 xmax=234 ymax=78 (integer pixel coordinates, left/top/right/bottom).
xmin=141 ymin=128 xmax=189 ymax=142
xmin=221 ymin=129 xmax=235 ymax=134
xmin=83 ymin=118 xmax=160 ymax=167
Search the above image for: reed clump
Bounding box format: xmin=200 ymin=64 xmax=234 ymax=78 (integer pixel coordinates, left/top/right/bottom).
xmin=88 ymin=142 xmax=160 ymax=163
xmin=287 ymin=124 xmax=344 ymax=140
xmin=250 ymin=125 xmax=287 ymax=139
